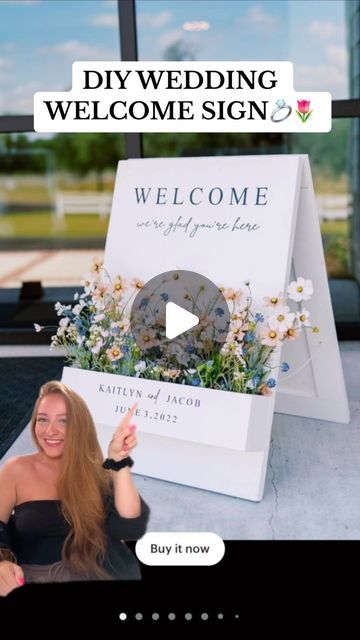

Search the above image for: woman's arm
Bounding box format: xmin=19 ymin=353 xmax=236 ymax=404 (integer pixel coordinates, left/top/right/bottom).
xmin=111 ymin=467 xmax=141 ymax=518
xmin=106 ymin=491 xmax=150 ymax=540
xmin=0 ymin=458 xmax=18 ymax=525
xmin=107 ymin=404 xmax=141 ymax=518
xmin=0 ymin=459 xmax=25 ymax=596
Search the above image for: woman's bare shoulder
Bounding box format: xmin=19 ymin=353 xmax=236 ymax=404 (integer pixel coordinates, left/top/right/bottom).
xmin=0 ymin=456 xmax=37 ymax=521
xmin=1 ymin=454 xmax=38 ymax=474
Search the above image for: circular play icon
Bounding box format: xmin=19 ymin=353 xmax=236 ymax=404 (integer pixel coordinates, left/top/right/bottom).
xmin=130 ymin=270 xmax=230 ymax=369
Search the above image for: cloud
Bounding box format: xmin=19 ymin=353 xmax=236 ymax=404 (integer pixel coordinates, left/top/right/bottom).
xmin=1 ymin=42 xmax=16 ymax=51
xmin=0 ymin=58 xmax=11 ymax=69
xmin=38 ymin=40 xmax=117 ymax=59
xmin=306 ymin=20 xmax=344 ymax=40
xmin=90 ymin=13 xmax=118 ymax=28
xmin=237 ymin=5 xmax=279 ymax=29
xmin=0 ymin=80 xmax=42 ymax=114
xmin=325 ymin=45 xmax=348 ymax=68
xmin=295 ymin=45 xmax=348 ymax=97
xmin=137 ymin=11 xmax=172 ymax=29
xmin=158 ymin=29 xmax=184 ymax=48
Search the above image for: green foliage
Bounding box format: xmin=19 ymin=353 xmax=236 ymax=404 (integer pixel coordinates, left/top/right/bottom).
xmin=290 ymin=119 xmax=350 ymax=177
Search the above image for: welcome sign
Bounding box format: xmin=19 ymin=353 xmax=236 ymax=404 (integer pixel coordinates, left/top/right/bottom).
xmin=105 ymin=155 xmax=300 ymax=304
xmin=62 ymin=155 xmax=349 ymax=501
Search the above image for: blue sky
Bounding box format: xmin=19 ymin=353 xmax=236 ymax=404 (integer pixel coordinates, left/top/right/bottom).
xmin=0 ymin=0 xmax=348 ymax=115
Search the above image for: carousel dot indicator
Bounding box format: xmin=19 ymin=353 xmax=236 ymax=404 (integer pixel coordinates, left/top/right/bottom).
xmin=152 ymin=613 xmax=160 ymax=621
xmin=185 ymin=613 xmax=192 ymax=620
xmin=119 ymin=613 xmax=127 ymax=621
xmin=217 ymin=613 xmax=224 ymax=619
xmin=168 ymin=613 xmax=176 ymax=620
xmin=201 ymin=613 xmax=209 ymax=620
xmin=135 ymin=613 xmax=143 ymax=621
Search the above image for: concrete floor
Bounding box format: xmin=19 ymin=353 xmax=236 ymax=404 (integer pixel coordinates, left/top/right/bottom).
xmin=1 ymin=342 xmax=359 ymax=540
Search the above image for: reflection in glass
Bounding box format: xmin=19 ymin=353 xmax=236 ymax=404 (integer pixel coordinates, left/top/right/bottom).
xmin=0 ymin=0 xmax=120 ymax=115
xmin=0 ymin=132 xmax=124 ymax=287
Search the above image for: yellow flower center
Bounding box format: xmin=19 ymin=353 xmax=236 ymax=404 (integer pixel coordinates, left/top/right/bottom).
xmin=115 ymin=283 xmax=122 ymax=290
xmin=144 ymin=335 xmax=150 ymax=342
xmin=277 ymin=314 xmax=285 ymax=321
xmin=113 ymin=349 xmax=120 ymax=356
xmin=287 ymin=329 xmax=295 ymax=336
xmin=297 ymin=286 xmax=303 ymax=293
xmin=300 ymin=314 xmax=306 ymax=322
xmin=271 ymin=297 xmax=278 ymax=304
xmin=269 ymin=330 xmax=277 ymax=338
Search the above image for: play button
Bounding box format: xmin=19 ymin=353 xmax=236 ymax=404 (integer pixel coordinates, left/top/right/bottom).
xmin=130 ymin=270 xmax=230 ymax=369
xmin=165 ymin=302 xmax=199 ymax=340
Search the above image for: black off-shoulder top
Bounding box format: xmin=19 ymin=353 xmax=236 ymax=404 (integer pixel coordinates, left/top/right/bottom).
xmin=0 ymin=495 xmax=150 ymax=580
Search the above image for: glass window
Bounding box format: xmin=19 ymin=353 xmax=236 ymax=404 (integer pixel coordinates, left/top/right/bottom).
xmin=136 ymin=0 xmax=348 ymax=98
xmin=290 ymin=119 xmax=352 ymax=280
xmin=0 ymin=0 xmax=120 ymax=115
xmin=0 ymin=132 xmax=124 ymax=287
xmin=136 ymin=0 xmax=356 ymax=290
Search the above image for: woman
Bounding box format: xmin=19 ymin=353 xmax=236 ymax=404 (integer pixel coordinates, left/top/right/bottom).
xmin=0 ymin=380 xmax=149 ymax=596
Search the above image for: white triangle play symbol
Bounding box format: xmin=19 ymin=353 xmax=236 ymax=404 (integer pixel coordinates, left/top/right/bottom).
xmin=165 ymin=302 xmax=199 ymax=340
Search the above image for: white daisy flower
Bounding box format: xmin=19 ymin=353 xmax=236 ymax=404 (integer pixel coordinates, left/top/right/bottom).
xmin=263 ymin=293 xmax=285 ymax=309
xmin=287 ymin=277 xmax=313 ymax=302
xmin=106 ymin=346 xmax=123 ymax=361
xmin=296 ymin=308 xmax=311 ymax=327
xmin=268 ymin=306 xmax=295 ymax=333
xmin=260 ymin=328 xmax=284 ymax=347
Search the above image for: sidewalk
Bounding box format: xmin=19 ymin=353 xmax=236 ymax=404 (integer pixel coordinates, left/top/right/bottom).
xmin=1 ymin=342 xmax=359 ymax=540
xmin=0 ymin=250 xmax=104 ymax=288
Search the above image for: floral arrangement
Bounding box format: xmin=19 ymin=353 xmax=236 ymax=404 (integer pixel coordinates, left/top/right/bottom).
xmin=35 ymin=259 xmax=319 ymax=396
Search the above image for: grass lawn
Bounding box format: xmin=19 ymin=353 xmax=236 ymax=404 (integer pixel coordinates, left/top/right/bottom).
xmin=0 ymin=212 xmax=109 ymax=238
xmin=320 ymin=219 xmax=350 ymax=277
xmin=0 ymin=212 xmax=351 ymax=278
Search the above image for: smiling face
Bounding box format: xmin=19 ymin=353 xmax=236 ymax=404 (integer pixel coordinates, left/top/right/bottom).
xmin=34 ymin=393 xmax=67 ymax=459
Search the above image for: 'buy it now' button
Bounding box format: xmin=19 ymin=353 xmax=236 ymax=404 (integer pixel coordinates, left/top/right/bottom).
xmin=135 ymin=532 xmax=225 ymax=566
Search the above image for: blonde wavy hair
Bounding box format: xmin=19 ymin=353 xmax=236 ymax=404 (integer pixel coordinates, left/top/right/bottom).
xmin=31 ymin=380 xmax=112 ymax=579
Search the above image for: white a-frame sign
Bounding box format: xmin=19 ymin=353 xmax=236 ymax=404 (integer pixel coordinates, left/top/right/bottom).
xmin=62 ymin=155 xmax=350 ymax=501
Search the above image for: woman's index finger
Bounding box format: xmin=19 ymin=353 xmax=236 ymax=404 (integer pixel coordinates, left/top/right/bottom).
xmin=120 ymin=402 xmax=138 ymax=430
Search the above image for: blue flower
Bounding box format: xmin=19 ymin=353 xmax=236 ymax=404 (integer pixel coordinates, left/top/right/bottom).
xmin=215 ymin=307 xmax=224 ymax=316
xmin=281 ymin=362 xmax=290 ymax=372
xmin=206 ymin=360 xmax=214 ymax=367
xmin=242 ymin=347 xmax=248 ymax=355
xmin=244 ymin=331 xmax=254 ymax=343
xmin=267 ymin=378 xmax=277 ymax=388
xmin=255 ymin=313 xmax=264 ymax=323
xmin=122 ymin=344 xmax=130 ymax=354
xmin=253 ymin=375 xmax=261 ymax=386
xmin=139 ymin=297 xmax=149 ymax=308
xmin=160 ymin=293 xmax=169 ymax=301
xmin=192 ymin=377 xmax=201 ymax=386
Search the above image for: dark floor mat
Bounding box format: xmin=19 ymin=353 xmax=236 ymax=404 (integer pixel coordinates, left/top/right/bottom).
xmin=0 ymin=357 xmax=66 ymax=459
